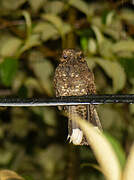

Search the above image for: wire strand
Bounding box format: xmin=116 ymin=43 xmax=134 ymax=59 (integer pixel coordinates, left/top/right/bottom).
xmin=0 ymin=94 xmax=134 ymax=107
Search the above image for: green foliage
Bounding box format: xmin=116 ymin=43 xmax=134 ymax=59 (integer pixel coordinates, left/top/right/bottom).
xmin=104 ymin=132 xmax=126 ymax=169
xmin=0 ymin=57 xmax=18 ymax=86
xmin=0 ymin=0 xmax=134 ymax=179
xmin=119 ymin=57 xmax=134 ymax=78
xmin=74 ymin=116 xmax=134 ymax=180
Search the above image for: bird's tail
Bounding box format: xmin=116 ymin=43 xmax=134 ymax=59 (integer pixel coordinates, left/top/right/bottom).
xmin=67 ymin=105 xmax=102 ymax=145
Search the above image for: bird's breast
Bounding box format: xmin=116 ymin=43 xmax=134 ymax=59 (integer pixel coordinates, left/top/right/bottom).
xmin=56 ymin=66 xmax=88 ymax=96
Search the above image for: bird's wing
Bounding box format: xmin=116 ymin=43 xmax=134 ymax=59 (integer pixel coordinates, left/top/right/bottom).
xmin=87 ymin=105 xmax=102 ymax=130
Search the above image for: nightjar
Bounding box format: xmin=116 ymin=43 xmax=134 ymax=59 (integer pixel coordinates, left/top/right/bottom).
xmin=54 ymin=49 xmax=102 ymax=145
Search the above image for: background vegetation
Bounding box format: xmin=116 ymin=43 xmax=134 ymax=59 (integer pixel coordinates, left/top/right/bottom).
xmin=0 ymin=0 xmax=134 ymax=179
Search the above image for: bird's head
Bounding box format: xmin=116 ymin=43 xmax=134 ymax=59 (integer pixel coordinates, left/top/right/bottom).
xmin=60 ymin=49 xmax=85 ymax=63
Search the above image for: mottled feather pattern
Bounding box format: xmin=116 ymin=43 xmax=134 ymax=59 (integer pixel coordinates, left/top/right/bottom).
xmin=54 ymin=49 xmax=102 ymax=145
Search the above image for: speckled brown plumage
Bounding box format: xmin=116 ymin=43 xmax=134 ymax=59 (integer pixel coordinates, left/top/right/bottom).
xmin=54 ymin=49 xmax=102 ymax=145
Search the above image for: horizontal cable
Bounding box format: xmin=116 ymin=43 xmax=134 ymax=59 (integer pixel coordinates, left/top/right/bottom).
xmin=0 ymin=94 xmax=134 ymax=107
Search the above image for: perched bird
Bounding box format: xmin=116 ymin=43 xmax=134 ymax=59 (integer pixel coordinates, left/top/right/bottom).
xmin=54 ymin=49 xmax=102 ymax=145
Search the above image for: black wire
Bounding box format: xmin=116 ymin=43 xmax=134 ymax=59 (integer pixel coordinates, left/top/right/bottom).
xmin=0 ymin=94 xmax=134 ymax=107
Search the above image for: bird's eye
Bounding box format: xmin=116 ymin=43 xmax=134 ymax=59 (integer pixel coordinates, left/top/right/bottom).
xmin=79 ymin=56 xmax=82 ymax=59
xmin=63 ymin=54 xmax=68 ymax=59
xmin=78 ymin=53 xmax=84 ymax=62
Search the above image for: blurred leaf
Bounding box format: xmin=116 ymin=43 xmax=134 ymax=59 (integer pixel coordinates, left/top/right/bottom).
xmin=22 ymin=175 xmax=35 ymax=180
xmin=81 ymin=163 xmax=102 ymax=173
xmin=42 ymin=14 xmax=71 ymax=37
xmin=58 ymin=23 xmax=71 ymax=36
xmin=113 ymin=40 xmax=134 ymax=53
xmin=75 ymin=116 xmax=122 ymax=180
xmin=34 ymin=22 xmax=58 ymax=41
xmin=92 ymin=16 xmax=104 ymax=29
xmin=22 ymin=11 xmax=32 ymax=39
xmin=98 ymin=105 xmax=124 ymax=129
xmin=103 ymin=26 xmax=122 ymax=41
xmin=104 ymin=132 xmax=126 ymax=169
xmin=0 ymin=0 xmax=26 ymax=10
xmin=12 ymin=72 xmax=26 ymax=93
xmin=94 ymin=58 xmax=126 ymax=92
xmin=93 ymin=67 xmax=108 ymax=91
xmin=77 ymin=28 xmax=94 ymax=37
xmin=69 ymin=0 xmax=89 ymax=16
xmin=10 ymin=108 xmax=35 ymax=137
xmin=88 ymin=38 xmax=97 ymax=54
xmin=0 ymin=150 xmax=12 ymax=165
xmin=120 ymin=9 xmax=134 ymax=24
xmin=18 ymin=85 xmax=28 ymax=98
xmin=0 ymin=57 xmax=18 ymax=86
xmin=122 ymin=143 xmax=134 ymax=180
xmin=42 ymin=14 xmax=62 ymax=30
xmin=101 ymin=10 xmax=110 ymax=25
xmin=29 ymin=51 xmax=54 ymax=95
xmin=44 ymin=1 xmax=64 ymax=15
xmin=43 ymin=107 xmax=57 ymax=126
xmin=31 ymin=106 xmax=57 ymax=126
xmin=119 ymin=57 xmax=134 ymax=78
xmin=25 ymin=77 xmax=44 ymax=96
xmin=19 ymin=34 xmax=41 ymax=55
xmin=80 ymin=36 xmax=88 ymax=51
xmin=0 ymin=34 xmax=22 ymax=57
xmin=103 ymin=18 xmax=123 ymax=40
xmin=36 ymin=145 xmax=65 ymax=179
xmin=105 ymin=11 xmax=115 ymax=26
xmin=0 ymin=169 xmax=24 ymax=180
xmin=92 ymin=15 xmax=123 ymax=41
xmin=29 ymin=0 xmax=45 ymax=12
xmin=99 ymin=39 xmax=114 ymax=59
xmin=92 ymin=25 xmax=104 ymax=44
xmin=86 ymin=57 xmax=96 ymax=70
